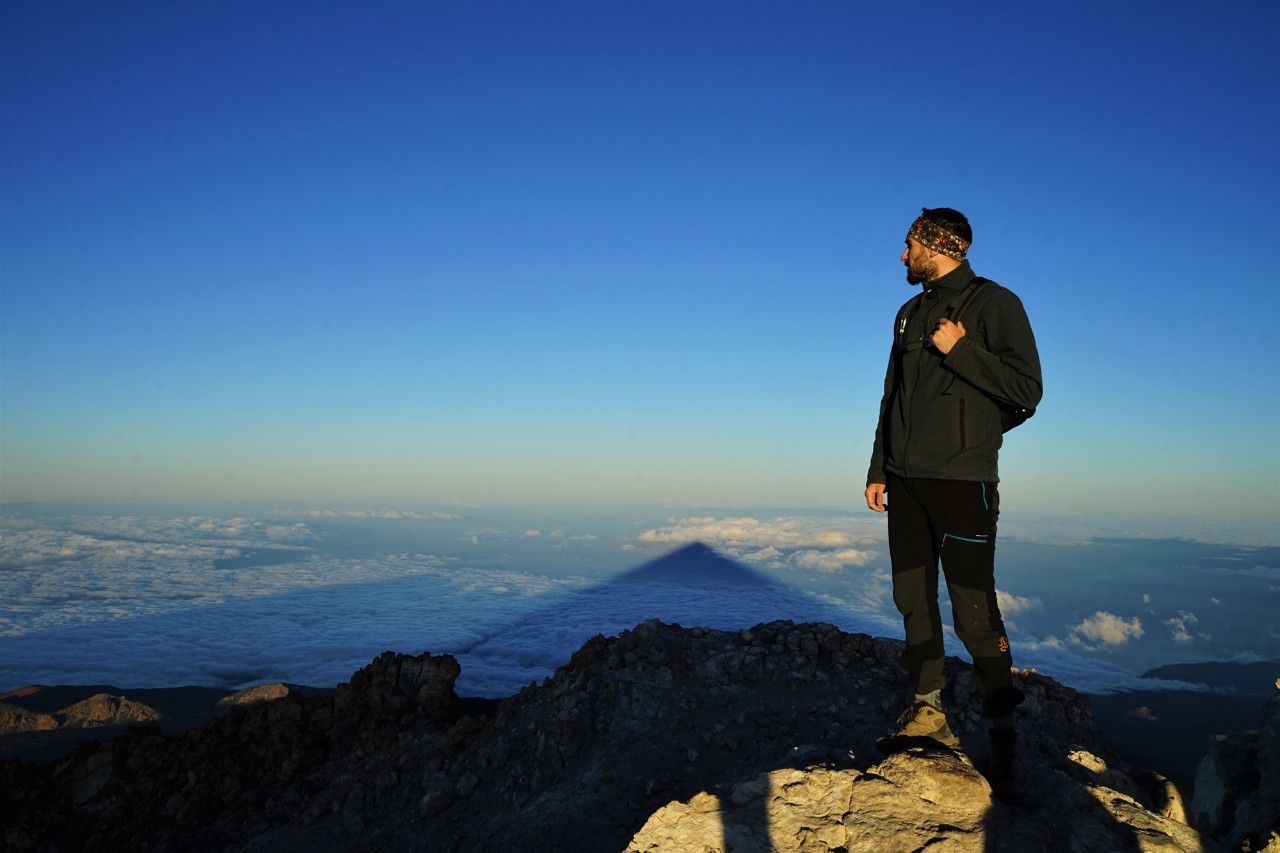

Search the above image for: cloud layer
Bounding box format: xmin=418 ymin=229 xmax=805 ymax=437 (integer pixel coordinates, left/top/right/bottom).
xmin=2 ymin=509 xmax=1274 ymax=698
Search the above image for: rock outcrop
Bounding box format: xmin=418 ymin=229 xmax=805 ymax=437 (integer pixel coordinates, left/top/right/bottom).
xmin=0 ymin=621 xmax=1227 ymax=852
xmin=0 ymin=702 xmax=58 ymax=734
xmin=626 ymin=741 xmax=1209 ymax=852
xmin=1192 ymin=688 xmax=1280 ymax=853
xmin=58 ymin=693 xmax=162 ymax=729
xmin=217 ymin=684 xmax=297 ymax=708
xmin=0 ymin=689 xmax=162 ymax=735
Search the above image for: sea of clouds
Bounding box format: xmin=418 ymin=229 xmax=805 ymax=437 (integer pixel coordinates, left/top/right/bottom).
xmin=1 ymin=507 xmax=1274 ymax=698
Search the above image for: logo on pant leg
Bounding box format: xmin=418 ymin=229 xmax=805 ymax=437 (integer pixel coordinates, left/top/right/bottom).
xmin=998 ymin=636 xmax=1009 ymax=653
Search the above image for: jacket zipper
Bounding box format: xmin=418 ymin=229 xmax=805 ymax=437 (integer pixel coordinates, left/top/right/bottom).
xmin=901 ymin=292 xmax=930 ymax=476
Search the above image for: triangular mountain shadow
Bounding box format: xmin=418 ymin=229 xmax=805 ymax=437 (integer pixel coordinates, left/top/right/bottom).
xmin=450 ymin=541 xmax=875 ymax=697
xmin=612 ymin=541 xmax=777 ymax=588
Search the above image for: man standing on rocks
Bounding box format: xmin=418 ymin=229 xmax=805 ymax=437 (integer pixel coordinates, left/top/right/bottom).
xmin=865 ymin=207 xmax=1042 ymax=754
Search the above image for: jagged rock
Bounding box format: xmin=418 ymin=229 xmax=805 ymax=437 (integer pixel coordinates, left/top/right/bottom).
xmin=0 ymin=701 xmax=59 ymax=734
xmin=2 ymin=690 xmax=175 ymax=738
xmin=58 ymin=693 xmax=162 ymax=729
xmin=1192 ymin=693 xmax=1280 ymax=852
xmin=737 ymin=755 xmax=985 ymax=852
xmin=1128 ymin=765 xmax=1191 ymax=824
xmin=0 ymin=622 xmax=1228 ymax=853
xmin=627 ymin=746 xmax=1213 ymax=852
xmin=0 ymin=648 xmax=463 ymax=851
xmin=336 ymin=649 xmax=461 ymax=722
xmin=217 ymin=684 xmax=296 ymax=707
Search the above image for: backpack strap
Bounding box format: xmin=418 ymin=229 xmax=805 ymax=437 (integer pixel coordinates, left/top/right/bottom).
xmin=898 ymin=276 xmax=988 ymax=349
xmin=947 ymin=276 xmax=990 ymax=324
xmin=894 ymin=274 xmax=1034 ymax=431
xmin=949 ymin=275 xmax=1036 ymax=431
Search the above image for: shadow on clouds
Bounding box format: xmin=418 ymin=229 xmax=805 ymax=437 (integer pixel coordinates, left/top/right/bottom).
xmin=0 ymin=541 xmax=877 ymax=698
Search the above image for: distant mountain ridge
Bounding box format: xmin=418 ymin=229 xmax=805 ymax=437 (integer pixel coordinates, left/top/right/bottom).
xmin=1142 ymin=660 xmax=1280 ymax=695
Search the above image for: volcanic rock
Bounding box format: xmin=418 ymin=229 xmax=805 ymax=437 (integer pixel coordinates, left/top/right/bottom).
xmin=217 ymin=684 xmax=297 ymax=707
xmin=0 ymin=621 xmax=1231 ymax=852
xmin=1191 ymin=690 xmax=1280 ymax=852
xmin=58 ymin=693 xmax=162 ymax=729
xmin=0 ymin=702 xmax=58 ymax=734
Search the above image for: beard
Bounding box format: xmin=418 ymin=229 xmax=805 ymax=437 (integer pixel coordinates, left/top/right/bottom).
xmin=905 ymin=255 xmax=936 ymax=285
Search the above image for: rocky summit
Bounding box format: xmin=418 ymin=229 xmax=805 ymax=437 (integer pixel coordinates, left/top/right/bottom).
xmin=0 ymin=620 xmax=1266 ymax=852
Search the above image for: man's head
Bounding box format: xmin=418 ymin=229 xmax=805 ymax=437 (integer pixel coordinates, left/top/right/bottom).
xmin=901 ymin=207 xmax=971 ymax=285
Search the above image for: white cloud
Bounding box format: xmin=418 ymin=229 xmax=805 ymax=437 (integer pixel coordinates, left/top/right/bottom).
xmin=636 ymin=516 xmax=881 ymax=573
xmin=639 ymin=516 xmax=879 ymax=551
xmin=996 ymin=590 xmax=1041 ymax=617
xmin=789 ymin=548 xmax=875 ymax=573
xmin=1163 ymin=611 xmax=1204 ymax=643
xmin=1012 ymin=638 xmax=1209 ymax=695
xmin=1070 ymin=611 xmax=1144 ymax=647
xmin=816 ymin=568 xmax=895 ymax=617
xmin=0 ymin=516 xmax=313 ymax=572
xmin=744 ymin=546 xmax=784 ymax=564
xmin=1206 ymin=565 xmax=1280 ymax=580
xmin=1025 ymin=635 xmax=1066 ymax=651
xmin=791 ymin=551 xmax=846 ymax=573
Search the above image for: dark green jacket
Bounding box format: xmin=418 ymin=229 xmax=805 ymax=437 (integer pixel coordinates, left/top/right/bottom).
xmin=867 ymin=261 xmax=1042 ymax=485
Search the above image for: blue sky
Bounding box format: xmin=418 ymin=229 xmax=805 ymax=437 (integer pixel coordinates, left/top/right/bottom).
xmin=2 ymin=1 xmax=1278 ymax=540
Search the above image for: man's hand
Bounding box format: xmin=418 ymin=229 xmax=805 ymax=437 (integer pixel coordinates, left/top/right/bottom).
xmin=865 ymin=483 xmax=887 ymax=513
xmin=930 ymin=318 xmax=965 ymax=354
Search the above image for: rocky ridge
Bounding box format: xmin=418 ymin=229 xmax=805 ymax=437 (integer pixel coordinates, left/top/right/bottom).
xmin=1192 ymin=687 xmax=1280 ymax=853
xmin=0 ymin=690 xmax=160 ymax=734
xmin=0 ymin=620 xmax=1254 ymax=852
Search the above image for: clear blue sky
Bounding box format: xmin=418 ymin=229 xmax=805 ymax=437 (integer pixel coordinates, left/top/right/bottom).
xmin=2 ymin=1 xmax=1277 ymax=537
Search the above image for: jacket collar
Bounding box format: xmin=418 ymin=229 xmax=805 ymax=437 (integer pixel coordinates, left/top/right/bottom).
xmin=925 ymin=260 xmax=975 ymax=297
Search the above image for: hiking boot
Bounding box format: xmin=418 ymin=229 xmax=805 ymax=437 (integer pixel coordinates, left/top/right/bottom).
xmin=877 ymin=702 xmax=959 ymax=751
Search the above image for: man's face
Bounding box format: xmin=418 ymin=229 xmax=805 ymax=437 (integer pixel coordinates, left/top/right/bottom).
xmin=901 ymin=238 xmax=936 ymax=285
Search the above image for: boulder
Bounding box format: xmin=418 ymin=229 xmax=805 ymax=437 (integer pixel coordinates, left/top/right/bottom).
xmin=1192 ymin=692 xmax=1280 ymax=852
xmin=59 ymin=693 xmax=162 ymax=729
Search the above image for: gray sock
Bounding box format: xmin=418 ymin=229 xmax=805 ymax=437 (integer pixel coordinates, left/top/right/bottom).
xmin=914 ymin=690 xmax=942 ymax=710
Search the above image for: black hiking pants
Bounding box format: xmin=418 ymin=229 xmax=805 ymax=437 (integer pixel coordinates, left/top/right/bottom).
xmin=886 ymin=473 xmax=1022 ymax=716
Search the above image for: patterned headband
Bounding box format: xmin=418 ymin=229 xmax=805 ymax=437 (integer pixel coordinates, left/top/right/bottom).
xmin=907 ymin=216 xmax=971 ymax=261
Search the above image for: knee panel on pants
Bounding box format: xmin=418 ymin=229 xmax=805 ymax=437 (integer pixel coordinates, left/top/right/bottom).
xmin=948 ymin=583 xmax=1002 ymax=637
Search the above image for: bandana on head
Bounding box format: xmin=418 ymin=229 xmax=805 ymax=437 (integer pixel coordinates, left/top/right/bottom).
xmin=907 ymin=215 xmax=970 ymax=261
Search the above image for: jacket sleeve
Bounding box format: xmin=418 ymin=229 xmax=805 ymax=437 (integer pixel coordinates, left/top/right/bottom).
xmin=941 ymin=287 xmax=1042 ymax=411
xmin=866 ymin=349 xmax=895 ymax=486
